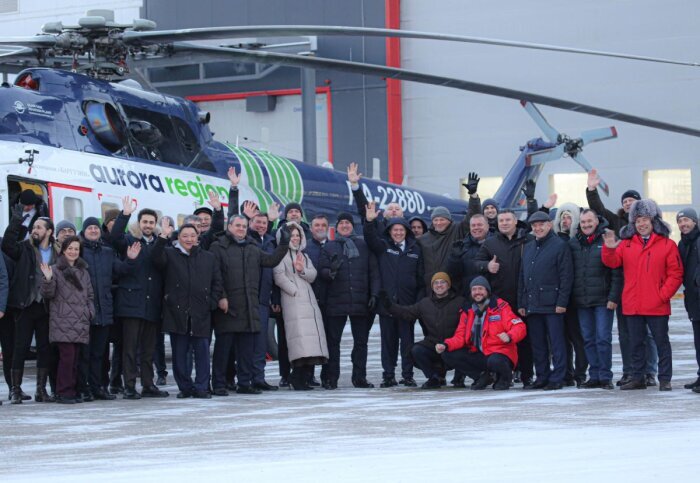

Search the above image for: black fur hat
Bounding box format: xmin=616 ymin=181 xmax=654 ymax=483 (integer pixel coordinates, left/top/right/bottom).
xmin=620 ymin=198 xmax=670 ymax=239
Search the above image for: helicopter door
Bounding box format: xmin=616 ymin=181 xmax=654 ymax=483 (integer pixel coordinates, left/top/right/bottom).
xmin=47 ymin=183 xmax=96 ymax=231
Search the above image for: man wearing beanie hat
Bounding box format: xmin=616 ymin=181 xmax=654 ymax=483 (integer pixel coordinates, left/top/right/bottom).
xmin=381 ymin=272 xmax=465 ymax=389
xmin=276 ymin=201 xmax=311 ymax=240
xmin=364 ymin=202 xmax=424 ymax=388
xmin=79 ymin=216 xmax=148 ymax=400
xmin=55 ymin=220 xmax=77 ymax=246
xmin=677 ymin=208 xmax=700 ymax=391
xmin=602 ymin=198 xmax=683 ymax=391
xmin=481 ymin=199 xmax=499 ymax=234
xmin=587 ymin=170 xmax=658 ymax=387
xmin=417 ymin=172 xmax=482 ymax=293
xmin=437 ymin=276 xmax=526 ymax=390
xmin=319 ymin=210 xmax=380 ymax=389
xmin=518 ymin=211 xmax=574 ymax=391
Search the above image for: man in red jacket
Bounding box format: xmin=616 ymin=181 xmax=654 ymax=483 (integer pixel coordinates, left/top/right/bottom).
xmin=602 ymin=199 xmax=683 ymax=391
xmin=437 ymin=276 xmax=526 ymax=390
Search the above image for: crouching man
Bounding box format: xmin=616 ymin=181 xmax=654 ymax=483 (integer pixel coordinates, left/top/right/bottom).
xmin=437 ymin=277 xmax=526 ymax=390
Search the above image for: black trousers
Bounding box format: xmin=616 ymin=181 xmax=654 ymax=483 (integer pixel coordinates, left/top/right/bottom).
xmin=0 ymin=309 xmax=16 ymax=389
xmin=411 ymin=343 xmax=445 ymax=380
xmin=516 ymin=317 xmax=534 ymax=380
xmin=78 ymin=325 xmax=111 ymax=393
xmin=564 ymin=308 xmax=589 ymax=382
xmin=13 ymin=302 xmax=50 ymax=370
xmin=628 ymin=315 xmax=672 ymax=382
xmin=379 ymin=315 xmax=414 ymax=379
xmin=109 ymin=318 xmax=124 ymax=388
xmin=213 ymin=332 xmax=257 ymax=388
xmin=170 ymin=333 xmax=210 ymax=393
xmin=442 ymin=348 xmax=513 ymax=382
xmin=153 ymin=319 xmax=168 ymax=378
xmin=693 ymin=320 xmax=700 ymax=377
xmin=121 ymin=317 xmax=156 ymax=389
xmin=277 ymin=316 xmax=291 ymax=379
xmin=324 ymin=315 xmax=372 ymax=383
xmin=212 ymin=332 xmax=234 ymax=390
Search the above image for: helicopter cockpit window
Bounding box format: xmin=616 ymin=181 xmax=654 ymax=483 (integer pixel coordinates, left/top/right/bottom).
xmin=119 ymin=105 xmax=215 ymax=172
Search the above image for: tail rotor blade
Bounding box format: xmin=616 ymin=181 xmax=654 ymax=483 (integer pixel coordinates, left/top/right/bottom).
xmin=525 ymin=145 xmax=565 ymax=166
xmin=572 ymin=152 xmax=610 ymax=195
xmin=521 ymin=101 xmax=560 ymax=142
xmin=580 ymin=126 xmax=618 ymax=146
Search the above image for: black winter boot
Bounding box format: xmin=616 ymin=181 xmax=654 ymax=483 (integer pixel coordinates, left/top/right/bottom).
xmin=34 ymin=369 xmax=55 ymax=402
xmin=10 ymin=369 xmax=24 ymax=404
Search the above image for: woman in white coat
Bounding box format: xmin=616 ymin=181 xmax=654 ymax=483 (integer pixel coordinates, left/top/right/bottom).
xmin=274 ymin=222 xmax=329 ymax=390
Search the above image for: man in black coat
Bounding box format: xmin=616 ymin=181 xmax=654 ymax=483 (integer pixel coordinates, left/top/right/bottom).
xmin=381 ymin=272 xmax=465 ymax=389
xmin=677 ymin=208 xmax=700 ymax=391
xmin=2 ymin=209 xmax=58 ymax=403
xmin=210 ymin=215 xmax=289 ymax=395
xmin=569 ymin=210 xmax=622 ymax=390
xmin=586 ymin=169 xmax=658 ymax=386
xmin=79 ymin=217 xmax=142 ymax=401
xmin=319 ymin=212 xmax=381 ymax=389
xmin=517 ymin=211 xmax=574 ymax=391
xmin=447 ymin=213 xmax=490 ymax=297
xmin=364 ymin=202 xmax=424 ymax=388
xmin=474 ymin=209 xmax=534 ymax=386
xmin=152 ymin=222 xmax=224 ymax=399
xmin=109 ymin=197 xmax=165 ymax=400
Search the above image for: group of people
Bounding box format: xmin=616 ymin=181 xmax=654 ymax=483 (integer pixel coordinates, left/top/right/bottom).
xmin=0 ymin=164 xmax=698 ymax=405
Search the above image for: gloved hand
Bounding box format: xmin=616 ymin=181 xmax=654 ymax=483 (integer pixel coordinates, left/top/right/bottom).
xmin=278 ymin=225 xmax=291 ymax=245
xmin=462 ymin=172 xmax=480 ymax=195
xmin=368 ymin=295 xmax=378 ymax=312
xmin=451 ymin=240 xmax=464 ymax=257
xmin=329 ymin=254 xmax=342 ymax=278
xmin=10 ymin=203 xmax=23 ymax=221
xmin=378 ymin=290 xmax=392 ymax=310
xmin=521 ymin=179 xmax=536 ymax=199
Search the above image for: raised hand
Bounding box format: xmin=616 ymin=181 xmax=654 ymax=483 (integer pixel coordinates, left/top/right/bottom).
xmin=347 ymin=162 xmax=362 ymax=185
xmin=10 ymin=203 xmax=23 ymax=220
xmin=487 ymin=255 xmax=500 ymax=274
xmin=365 ymin=201 xmax=380 ymax=222
xmin=543 ymin=193 xmax=558 ymax=209
xmin=207 ymin=190 xmax=222 ymax=211
xmin=587 ymin=169 xmax=601 ymax=191
xmin=40 ymin=262 xmax=53 ymax=280
xmin=122 ymin=195 xmax=136 ymax=216
xmin=521 ymin=179 xmax=536 ymax=199
xmin=278 ymin=225 xmax=291 ymax=245
xmin=268 ymin=202 xmax=280 ymax=223
xmin=228 ymin=166 xmax=241 ymax=187
xmin=126 ymin=241 xmax=142 ymax=260
xmin=602 ymin=229 xmax=620 ymax=249
xmin=242 ymin=201 xmax=258 ymax=219
xmin=463 ymin=172 xmax=480 ymax=195
xmin=294 ymin=252 xmax=305 ymax=273
xmin=160 ymin=216 xmax=174 ymax=239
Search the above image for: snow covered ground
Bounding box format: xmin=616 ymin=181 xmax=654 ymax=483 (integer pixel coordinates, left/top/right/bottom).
xmin=3 ymin=299 xmax=699 ymax=482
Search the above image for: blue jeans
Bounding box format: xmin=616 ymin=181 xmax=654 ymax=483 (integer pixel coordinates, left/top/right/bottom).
xmin=617 ymin=306 xmax=658 ymax=376
xmin=578 ymin=306 xmax=614 ymax=382
xmin=528 ymin=313 xmax=567 ymax=384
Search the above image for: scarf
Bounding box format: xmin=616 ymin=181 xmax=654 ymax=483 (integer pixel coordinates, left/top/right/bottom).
xmin=336 ymin=235 xmax=360 ymax=259
xmin=471 ymin=299 xmax=489 ymax=352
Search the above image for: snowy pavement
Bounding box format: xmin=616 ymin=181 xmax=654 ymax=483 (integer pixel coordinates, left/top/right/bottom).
xmin=3 ymin=299 xmax=699 ymax=482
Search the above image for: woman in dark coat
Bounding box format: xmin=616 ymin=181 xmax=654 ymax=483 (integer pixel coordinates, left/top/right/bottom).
xmin=40 ymin=236 xmax=95 ymax=404
xmin=152 ymin=222 xmax=224 ymax=399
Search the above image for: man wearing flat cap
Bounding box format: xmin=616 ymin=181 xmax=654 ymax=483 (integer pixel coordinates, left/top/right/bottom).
xmin=517 ymin=211 xmax=574 ymax=391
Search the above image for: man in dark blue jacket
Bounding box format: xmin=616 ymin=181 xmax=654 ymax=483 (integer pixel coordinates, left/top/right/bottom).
xmin=319 ymin=212 xmax=381 ymax=389
xmin=364 ymin=203 xmax=424 ymax=388
xmin=518 ymin=211 xmax=574 ymax=390
xmin=109 ymin=197 xmax=165 ymax=400
xmin=79 ymin=217 xmax=146 ymax=400
xmin=677 ymin=208 xmax=700 ymax=391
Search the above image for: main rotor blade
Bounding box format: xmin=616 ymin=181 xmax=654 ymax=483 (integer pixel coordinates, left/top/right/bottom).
xmin=173 ymin=43 xmax=700 ymax=138
xmin=0 ymin=35 xmax=56 ymax=48
xmin=123 ymin=26 xmax=700 ymax=68
xmin=521 ymin=101 xmax=560 ymax=142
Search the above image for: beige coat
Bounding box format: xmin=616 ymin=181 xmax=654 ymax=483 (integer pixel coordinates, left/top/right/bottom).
xmin=274 ymin=223 xmax=329 ymax=363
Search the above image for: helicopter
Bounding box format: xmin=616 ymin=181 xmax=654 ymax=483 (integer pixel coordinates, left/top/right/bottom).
xmin=0 ymin=9 xmax=697 ymax=230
